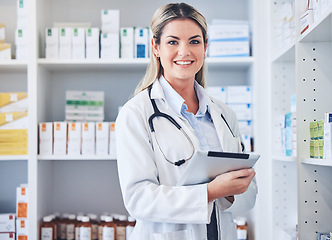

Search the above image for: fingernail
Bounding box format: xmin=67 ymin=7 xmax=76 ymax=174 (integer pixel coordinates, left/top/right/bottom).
xmin=248 ymin=168 xmax=254 ymax=172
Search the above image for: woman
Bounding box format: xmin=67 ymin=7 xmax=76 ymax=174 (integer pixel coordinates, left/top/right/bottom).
xmin=116 ymin=3 xmax=257 ymax=240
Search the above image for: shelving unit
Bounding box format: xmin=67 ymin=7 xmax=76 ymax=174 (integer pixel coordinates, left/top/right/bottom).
xmin=0 ymin=0 xmax=273 ymax=239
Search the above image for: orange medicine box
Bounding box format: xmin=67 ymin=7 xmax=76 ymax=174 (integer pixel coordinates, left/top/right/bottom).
xmin=67 ymin=122 xmax=81 ymax=155
xmin=0 ymin=233 xmax=15 ymax=239
xmin=39 ymin=122 xmax=53 ymax=155
xmin=16 ymin=218 xmax=28 ymax=240
xmin=53 ymin=122 xmax=67 ymax=155
xmin=109 ymin=122 xmax=116 ymax=156
xmin=16 ymin=185 xmax=28 ymax=219
xmin=81 ymin=122 xmax=95 ymax=155
xmin=96 ymin=122 xmax=109 ymax=155
xmin=0 ymin=214 xmax=15 ymax=233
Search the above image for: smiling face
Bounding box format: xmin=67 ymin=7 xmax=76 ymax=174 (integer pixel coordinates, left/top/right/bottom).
xmin=152 ymin=19 xmax=207 ymax=87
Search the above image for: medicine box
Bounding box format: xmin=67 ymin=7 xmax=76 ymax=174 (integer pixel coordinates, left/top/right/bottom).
xmin=134 ymin=27 xmax=149 ymax=58
xmin=17 ymin=0 xmax=28 ymax=30
xmin=53 ymin=122 xmax=67 ymax=155
xmin=45 ymin=28 xmax=59 ymax=59
xmin=208 ymin=41 xmax=249 ymax=57
xmin=206 ymin=86 xmax=227 ymax=103
xmin=39 ymin=122 xmax=53 ymax=155
xmin=67 ymin=122 xmax=81 ymax=155
xmin=0 ymin=44 xmax=11 ymax=60
xmin=0 ymin=97 xmax=28 ymax=113
xmin=0 ymin=214 xmax=15 ymax=233
xmin=81 ymin=122 xmax=95 ymax=155
xmin=0 ymin=24 xmax=4 ymax=43
xmin=324 ymin=122 xmax=332 ymax=159
xmin=96 ymin=122 xmax=109 ymax=155
xmin=101 ymin=9 xmax=120 ymax=34
xmin=15 ymin=29 xmax=27 ymax=60
xmin=208 ymin=24 xmax=249 ymax=41
xmin=101 ymin=32 xmax=119 ymax=59
xmin=120 ymin=27 xmax=134 ymax=58
xmin=0 ymin=92 xmax=27 ymax=109
xmin=226 ymin=86 xmax=252 ymax=104
xmin=59 ymin=28 xmax=73 ymax=59
xmin=85 ymin=28 xmax=100 ymax=59
xmin=16 ymin=218 xmax=28 ymax=239
xmin=0 ymin=233 xmax=15 ymax=240
xmin=72 ymin=28 xmax=85 ymax=59
xmin=16 ymin=184 xmax=28 ymax=219
xmin=0 ymin=111 xmax=28 ymax=128
xmin=109 ymin=122 xmax=116 ymax=156
xmin=227 ymin=103 xmax=252 ymax=121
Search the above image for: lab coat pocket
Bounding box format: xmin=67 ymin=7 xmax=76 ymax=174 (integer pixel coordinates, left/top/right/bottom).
xmin=225 ymin=136 xmax=242 ymax=153
xmin=150 ymin=229 xmax=193 ymax=240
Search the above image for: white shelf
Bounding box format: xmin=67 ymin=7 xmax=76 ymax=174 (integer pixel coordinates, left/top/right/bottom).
xmin=272 ymin=155 xmax=297 ymax=162
xmin=0 ymin=60 xmax=28 ymax=72
xmin=301 ymin=158 xmax=332 ymax=167
xmin=38 ymin=155 xmax=117 ymax=161
xmin=272 ymin=43 xmax=295 ymax=63
xmin=299 ymin=8 xmax=332 ymax=42
xmin=0 ymin=155 xmax=28 ymax=161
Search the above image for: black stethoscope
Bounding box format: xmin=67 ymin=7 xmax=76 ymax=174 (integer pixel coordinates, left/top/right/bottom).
xmin=147 ymin=85 xmax=245 ymax=167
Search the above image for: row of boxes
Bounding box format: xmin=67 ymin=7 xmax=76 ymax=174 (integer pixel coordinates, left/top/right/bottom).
xmin=208 ymin=20 xmax=250 ymax=57
xmin=0 ymin=24 xmax=11 ymax=60
xmin=39 ymin=122 xmax=116 ymax=156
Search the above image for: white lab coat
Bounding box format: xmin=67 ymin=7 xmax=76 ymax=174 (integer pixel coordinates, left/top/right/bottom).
xmin=116 ymin=80 xmax=258 ymax=240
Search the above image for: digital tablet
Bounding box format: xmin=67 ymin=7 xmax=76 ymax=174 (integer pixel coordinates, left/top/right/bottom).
xmin=177 ymin=150 xmax=260 ymax=186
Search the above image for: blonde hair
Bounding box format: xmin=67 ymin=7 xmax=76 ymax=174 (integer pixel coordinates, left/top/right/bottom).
xmin=134 ymin=3 xmax=208 ymax=95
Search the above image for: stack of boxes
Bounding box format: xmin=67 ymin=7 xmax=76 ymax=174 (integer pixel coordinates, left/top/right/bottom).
xmin=0 ymin=214 xmax=15 ymax=239
xmin=16 ymin=0 xmax=28 ymax=60
xmin=39 ymin=121 xmax=116 ymax=156
xmin=208 ymin=20 xmax=250 ymax=58
xmin=101 ymin=9 xmax=120 ymax=59
xmin=0 ymin=23 xmax=11 ymax=60
xmin=16 ymin=184 xmax=29 ymax=240
xmin=323 ymin=112 xmax=332 ymax=159
xmin=310 ymin=120 xmax=324 ymax=159
xmin=206 ymin=85 xmax=253 ymax=151
xmin=0 ymin=92 xmax=28 ymax=155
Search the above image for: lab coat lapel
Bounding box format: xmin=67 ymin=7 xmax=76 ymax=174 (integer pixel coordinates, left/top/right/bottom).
xmin=209 ymin=100 xmax=234 ymax=152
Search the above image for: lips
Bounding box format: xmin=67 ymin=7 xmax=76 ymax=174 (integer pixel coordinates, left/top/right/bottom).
xmin=174 ymin=60 xmax=194 ymax=65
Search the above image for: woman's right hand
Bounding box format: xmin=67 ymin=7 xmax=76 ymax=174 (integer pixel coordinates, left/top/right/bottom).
xmin=207 ymin=168 xmax=256 ymax=202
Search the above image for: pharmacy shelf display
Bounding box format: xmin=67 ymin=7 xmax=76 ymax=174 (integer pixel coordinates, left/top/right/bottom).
xmin=0 ymin=0 xmax=272 ymax=239
xmin=270 ymin=0 xmax=332 ymax=239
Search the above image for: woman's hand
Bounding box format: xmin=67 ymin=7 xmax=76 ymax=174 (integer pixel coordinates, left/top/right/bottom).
xmin=207 ymin=168 xmax=256 ymax=202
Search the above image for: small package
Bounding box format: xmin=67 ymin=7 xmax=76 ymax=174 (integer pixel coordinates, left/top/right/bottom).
xmin=227 ymin=103 xmax=252 ymax=121
xmin=85 ymin=28 xmax=100 ymax=59
xmin=16 ymin=218 xmax=28 ymax=240
xmin=81 ymin=122 xmax=95 ymax=155
xmin=67 ymin=122 xmax=81 ymax=155
xmin=59 ymin=28 xmax=73 ymax=59
xmin=0 ymin=214 xmax=15 ymax=233
xmin=206 ymin=86 xmax=227 ymax=103
xmin=134 ymin=27 xmax=149 ymax=58
xmin=17 ymin=0 xmax=28 ymax=30
xmin=0 ymin=233 xmax=15 ymax=240
xmin=53 ymin=122 xmax=67 ymax=155
xmin=45 ymin=28 xmax=59 ymax=59
xmin=96 ymin=122 xmax=109 ymax=155
xmin=101 ymin=9 xmax=120 ymax=34
xmin=109 ymin=122 xmax=116 ymax=156
xmin=0 ymin=43 xmax=11 ymax=60
xmin=39 ymin=122 xmax=53 ymax=155
xmin=16 ymin=184 xmax=28 ymax=219
xmin=72 ymin=28 xmax=85 ymax=59
xmin=120 ymin=27 xmax=134 ymax=58
xmin=15 ymin=29 xmax=28 ymax=60
xmin=226 ymin=86 xmax=252 ymax=104
xmin=324 ymin=122 xmax=332 ymax=159
xmin=101 ymin=33 xmax=119 ymax=59
xmin=0 ymin=23 xmax=5 ymax=43
xmin=310 ymin=121 xmax=318 ymax=140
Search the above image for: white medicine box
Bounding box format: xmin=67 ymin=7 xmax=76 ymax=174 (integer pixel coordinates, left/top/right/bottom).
xmin=53 ymin=122 xmax=67 ymax=155
xmin=0 ymin=233 xmax=15 ymax=240
xmin=226 ymin=86 xmax=252 ymax=104
xmin=0 ymin=43 xmax=11 ymax=60
xmin=101 ymin=9 xmax=120 ymax=33
xmin=16 ymin=218 xmax=28 ymax=239
xmin=45 ymin=28 xmax=59 ymax=59
xmin=81 ymin=122 xmax=95 ymax=155
xmin=96 ymin=122 xmax=109 ymax=155
xmin=206 ymin=86 xmax=227 ymax=103
xmin=16 ymin=184 xmax=28 ymax=219
xmin=67 ymin=122 xmax=82 ymax=155
xmin=101 ymin=33 xmax=119 ymax=59
xmin=109 ymin=122 xmax=116 ymax=156
xmin=15 ymin=29 xmax=28 ymax=60
xmin=59 ymin=28 xmax=73 ymax=59
xmin=0 ymin=214 xmax=15 ymax=233
xmin=86 ymin=28 xmax=100 ymax=59
xmin=72 ymin=28 xmax=85 ymax=59
xmin=120 ymin=27 xmax=134 ymax=58
xmin=39 ymin=122 xmax=53 ymax=155
xmin=0 ymin=24 xmax=5 ymax=43
xmin=17 ymin=0 xmax=28 ymax=30
xmin=134 ymin=27 xmax=149 ymax=58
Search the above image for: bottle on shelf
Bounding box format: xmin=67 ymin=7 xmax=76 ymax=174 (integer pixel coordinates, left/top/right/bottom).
xmin=75 ymin=215 xmax=83 ymax=240
xmin=88 ymin=214 xmax=99 ymax=240
xmin=234 ymin=217 xmax=248 ymax=240
xmin=98 ymin=215 xmax=107 ymax=240
xmin=66 ymin=214 xmax=76 ymax=240
xmin=101 ymin=216 xmax=116 ymax=240
xmin=126 ymin=216 xmax=136 ymax=239
xmin=40 ymin=216 xmax=57 ymax=240
xmin=115 ymin=215 xmax=128 ymax=240
xmin=78 ymin=216 xmax=92 ymax=240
